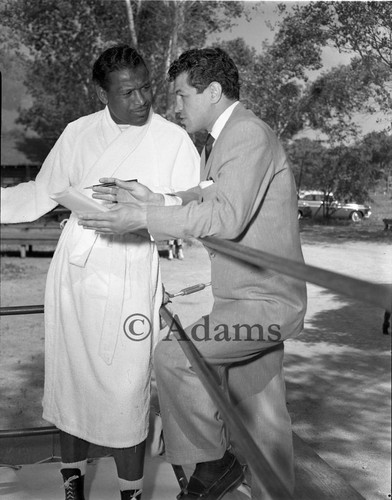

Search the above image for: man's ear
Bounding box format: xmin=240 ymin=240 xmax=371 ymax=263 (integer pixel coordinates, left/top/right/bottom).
xmin=209 ymin=82 xmax=223 ymax=103
xmin=96 ymin=85 xmax=108 ymax=105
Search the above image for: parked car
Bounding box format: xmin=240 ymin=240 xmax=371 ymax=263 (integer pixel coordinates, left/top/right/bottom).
xmin=297 ymin=199 xmax=312 ymax=219
xmin=298 ymin=191 xmax=371 ymax=222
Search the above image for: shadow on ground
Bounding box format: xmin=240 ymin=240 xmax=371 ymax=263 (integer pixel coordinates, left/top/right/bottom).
xmin=299 ymin=220 xmax=392 ymax=245
xmin=0 ymin=350 xmax=45 ymax=429
xmin=285 ymin=290 xmax=391 ymax=498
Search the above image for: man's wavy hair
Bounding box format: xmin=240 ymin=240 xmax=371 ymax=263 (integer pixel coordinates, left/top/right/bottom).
xmin=168 ymin=48 xmax=240 ymax=100
xmin=92 ymin=45 xmax=147 ymax=91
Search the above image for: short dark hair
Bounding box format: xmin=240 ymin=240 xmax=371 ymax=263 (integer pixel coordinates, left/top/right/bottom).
xmin=92 ymin=45 xmax=147 ymax=91
xmin=168 ymin=48 xmax=240 ymax=100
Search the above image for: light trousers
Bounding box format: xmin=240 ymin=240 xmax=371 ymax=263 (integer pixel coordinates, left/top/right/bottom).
xmin=154 ymin=315 xmax=295 ymax=499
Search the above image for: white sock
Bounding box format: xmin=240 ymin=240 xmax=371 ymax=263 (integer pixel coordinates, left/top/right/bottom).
xmin=118 ymin=476 xmax=143 ymax=492
xmin=61 ymin=460 xmax=87 ymax=476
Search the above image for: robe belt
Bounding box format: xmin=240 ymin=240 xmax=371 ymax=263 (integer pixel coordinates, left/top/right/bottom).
xmin=98 ymin=237 xmax=127 ymax=365
xmin=68 ymin=213 xmax=99 ymax=268
xmin=67 ymin=214 xmax=126 ymax=365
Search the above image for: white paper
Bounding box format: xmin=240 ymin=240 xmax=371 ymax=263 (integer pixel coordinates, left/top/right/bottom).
xmin=199 ymin=180 xmax=214 ymax=189
xmin=50 ymin=186 xmax=110 ymax=214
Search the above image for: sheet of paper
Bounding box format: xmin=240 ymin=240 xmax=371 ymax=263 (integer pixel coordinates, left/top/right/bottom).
xmin=50 ymin=187 xmax=110 ymax=214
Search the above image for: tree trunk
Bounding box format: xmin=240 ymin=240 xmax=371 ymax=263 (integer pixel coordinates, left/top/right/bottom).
xmin=164 ymin=0 xmax=186 ymax=121
xmin=124 ymin=0 xmax=139 ymax=47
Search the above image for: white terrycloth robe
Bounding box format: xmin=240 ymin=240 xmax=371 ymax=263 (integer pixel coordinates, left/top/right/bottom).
xmin=1 ymin=107 xmax=200 ymax=447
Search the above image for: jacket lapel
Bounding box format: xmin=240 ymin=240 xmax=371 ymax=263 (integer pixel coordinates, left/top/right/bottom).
xmin=203 ymin=103 xmax=248 ymax=181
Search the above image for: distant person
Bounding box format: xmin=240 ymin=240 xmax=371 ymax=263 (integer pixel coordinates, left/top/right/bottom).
xmin=0 ymin=45 xmax=199 ymax=500
xmin=79 ymin=47 xmax=307 ymax=499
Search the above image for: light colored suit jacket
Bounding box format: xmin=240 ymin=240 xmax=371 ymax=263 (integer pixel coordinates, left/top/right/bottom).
xmin=148 ymin=103 xmax=306 ymax=340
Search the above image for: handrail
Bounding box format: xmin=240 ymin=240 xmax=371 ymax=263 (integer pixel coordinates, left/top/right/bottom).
xmin=204 ymin=237 xmax=392 ymax=312
xmin=1 ymin=239 xmax=390 ymax=318
xmin=0 ymin=426 xmax=58 ymax=438
xmin=0 ymin=305 xmax=44 ymax=315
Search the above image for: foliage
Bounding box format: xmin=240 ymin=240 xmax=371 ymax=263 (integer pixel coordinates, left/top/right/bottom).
xmin=360 ymin=131 xmax=392 ymax=193
xmin=1 ymin=0 xmax=245 ymax=151
xmin=287 ymin=131 xmax=391 ymax=208
xmin=1 ymin=0 xmax=122 ymax=145
xmin=219 ymin=3 xmax=391 ymax=144
xmin=274 ymin=2 xmax=391 ymax=211
xmin=303 ymin=64 xmax=369 ymax=144
xmin=286 ymin=138 xmax=325 ymax=192
xmin=275 ymin=1 xmax=392 ymax=140
xmin=276 ymin=1 xmax=392 ymax=68
xmin=218 ymin=38 xmax=313 ymax=141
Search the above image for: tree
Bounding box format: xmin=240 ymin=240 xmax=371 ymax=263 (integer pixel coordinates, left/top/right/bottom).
xmin=1 ymin=0 xmax=126 ymax=146
xmin=274 ymin=2 xmax=392 ymax=128
xmin=285 ymin=138 xmax=325 ymax=192
xmin=267 ymin=1 xmax=392 ymax=211
xmin=287 ymin=134 xmax=385 ymax=211
xmin=218 ymin=37 xmax=317 ymax=142
xmin=332 ymin=144 xmax=379 ymax=203
xmin=303 ymin=63 xmax=373 ymax=144
xmin=360 ymin=131 xmax=392 ymax=193
xmin=1 ymin=0 xmax=245 ymax=153
xmin=137 ymin=1 xmax=246 ymax=119
xmin=219 ymin=3 xmax=392 ymax=144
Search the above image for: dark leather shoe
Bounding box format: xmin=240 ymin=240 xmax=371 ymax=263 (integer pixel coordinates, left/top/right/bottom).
xmin=177 ymin=450 xmax=244 ymax=499
xmin=61 ymin=468 xmax=85 ymax=500
xmin=121 ymin=489 xmax=142 ymax=499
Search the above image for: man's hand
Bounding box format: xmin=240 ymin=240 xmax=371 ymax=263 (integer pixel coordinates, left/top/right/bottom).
xmin=78 ymin=203 xmax=147 ymax=234
xmin=92 ymin=178 xmax=164 ymax=205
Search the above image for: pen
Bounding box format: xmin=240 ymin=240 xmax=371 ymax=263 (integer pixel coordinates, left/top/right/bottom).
xmin=84 ymin=179 xmax=138 ymax=189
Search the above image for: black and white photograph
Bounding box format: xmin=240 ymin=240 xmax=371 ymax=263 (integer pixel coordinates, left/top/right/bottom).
xmin=1 ymin=1 xmax=391 ymax=499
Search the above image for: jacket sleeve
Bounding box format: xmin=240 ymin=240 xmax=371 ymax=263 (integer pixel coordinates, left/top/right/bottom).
xmin=175 ymin=185 xmax=203 ymax=205
xmin=147 ymin=119 xmax=282 ymax=241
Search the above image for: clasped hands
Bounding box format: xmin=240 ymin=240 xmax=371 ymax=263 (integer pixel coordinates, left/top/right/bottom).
xmin=78 ymin=178 xmax=164 ymax=234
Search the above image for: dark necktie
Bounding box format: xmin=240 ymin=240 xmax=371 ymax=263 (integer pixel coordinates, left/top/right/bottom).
xmin=204 ymin=133 xmax=214 ymax=163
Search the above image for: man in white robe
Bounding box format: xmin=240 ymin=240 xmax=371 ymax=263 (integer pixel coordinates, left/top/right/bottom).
xmin=0 ymin=45 xmax=199 ymax=500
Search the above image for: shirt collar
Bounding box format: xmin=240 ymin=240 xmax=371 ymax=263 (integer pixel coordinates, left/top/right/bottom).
xmin=210 ymin=101 xmax=239 ymax=142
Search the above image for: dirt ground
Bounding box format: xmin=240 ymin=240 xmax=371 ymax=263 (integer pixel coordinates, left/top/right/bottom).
xmin=0 ymin=229 xmax=391 ymax=499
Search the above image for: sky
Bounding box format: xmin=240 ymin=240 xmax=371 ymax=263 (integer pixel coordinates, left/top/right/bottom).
xmin=210 ymin=1 xmax=280 ymax=47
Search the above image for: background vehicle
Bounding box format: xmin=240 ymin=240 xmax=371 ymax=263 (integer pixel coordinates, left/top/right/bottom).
xmin=298 ymin=191 xmax=371 ymax=222
xmin=297 ymin=199 xmax=312 ymax=219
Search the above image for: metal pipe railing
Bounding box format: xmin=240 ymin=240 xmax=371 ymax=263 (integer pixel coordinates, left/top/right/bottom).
xmin=0 ymin=305 xmax=44 ymax=316
xmin=204 ymin=237 xmax=392 ymax=312
xmin=0 ymin=426 xmax=58 ymax=438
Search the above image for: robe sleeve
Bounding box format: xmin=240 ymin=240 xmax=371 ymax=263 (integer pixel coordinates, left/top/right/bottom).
xmin=167 ymin=133 xmax=200 ymax=193
xmin=1 ymin=126 xmax=73 ymax=224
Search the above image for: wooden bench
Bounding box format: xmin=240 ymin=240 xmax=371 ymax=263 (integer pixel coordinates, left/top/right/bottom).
xmin=1 ymin=225 xmax=185 ymax=260
xmin=0 ymin=225 xmax=62 ymax=257
xmin=382 ymin=218 xmax=392 ymax=230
